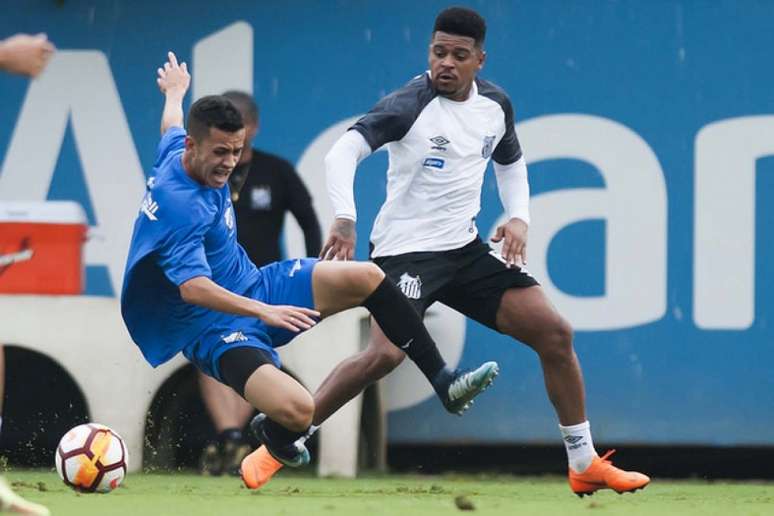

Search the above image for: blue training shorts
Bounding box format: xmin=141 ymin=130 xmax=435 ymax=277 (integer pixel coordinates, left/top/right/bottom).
xmin=182 ymin=258 xmax=318 ymax=381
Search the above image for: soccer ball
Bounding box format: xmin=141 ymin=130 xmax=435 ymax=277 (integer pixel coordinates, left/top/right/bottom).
xmin=55 ymin=423 xmax=128 ymax=493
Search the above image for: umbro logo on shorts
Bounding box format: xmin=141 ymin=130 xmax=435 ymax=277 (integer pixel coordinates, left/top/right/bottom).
xmin=398 ymin=272 xmax=422 ymax=299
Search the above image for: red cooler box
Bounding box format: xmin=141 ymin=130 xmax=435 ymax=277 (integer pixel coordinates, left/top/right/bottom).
xmin=0 ymin=201 xmax=87 ymax=295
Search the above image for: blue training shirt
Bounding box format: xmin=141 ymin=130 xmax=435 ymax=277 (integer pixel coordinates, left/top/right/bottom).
xmin=120 ymin=127 xmax=260 ymax=366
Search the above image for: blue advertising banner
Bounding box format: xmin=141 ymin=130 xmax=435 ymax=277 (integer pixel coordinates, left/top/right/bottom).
xmin=2 ymin=0 xmax=772 ymax=446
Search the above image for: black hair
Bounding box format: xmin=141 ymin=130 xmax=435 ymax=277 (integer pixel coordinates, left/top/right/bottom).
xmin=222 ymin=90 xmax=259 ymax=126
xmin=187 ymin=95 xmax=244 ymax=141
xmin=433 ymin=6 xmax=486 ymax=46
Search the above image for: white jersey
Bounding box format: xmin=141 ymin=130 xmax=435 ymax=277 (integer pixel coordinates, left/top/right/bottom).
xmin=351 ymin=72 xmax=522 ymax=258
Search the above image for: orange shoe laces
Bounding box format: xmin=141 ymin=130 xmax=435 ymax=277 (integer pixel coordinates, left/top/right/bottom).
xmin=598 ymin=449 xmax=616 ymax=464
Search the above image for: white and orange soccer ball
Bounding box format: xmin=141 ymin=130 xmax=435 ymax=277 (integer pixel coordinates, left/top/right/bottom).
xmin=55 ymin=423 xmax=128 ymax=493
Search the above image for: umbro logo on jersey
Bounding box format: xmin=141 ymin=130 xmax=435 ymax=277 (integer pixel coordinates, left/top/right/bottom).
xmin=141 ymin=193 xmax=159 ymax=221
xmin=423 ymin=157 xmax=445 ymax=169
xmin=222 ymin=331 xmax=249 ymax=344
xmin=481 ymin=135 xmax=496 ymax=159
xmin=398 ymin=273 xmax=422 ymax=299
xmin=429 ymin=135 xmax=450 ymax=146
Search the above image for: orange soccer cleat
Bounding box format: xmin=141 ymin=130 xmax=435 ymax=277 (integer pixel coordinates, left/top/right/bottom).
xmin=240 ymin=445 xmax=284 ymax=490
xmin=568 ymin=449 xmax=650 ymax=497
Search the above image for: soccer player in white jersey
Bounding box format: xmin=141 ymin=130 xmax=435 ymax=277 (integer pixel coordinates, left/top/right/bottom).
xmin=248 ymin=7 xmax=650 ymax=496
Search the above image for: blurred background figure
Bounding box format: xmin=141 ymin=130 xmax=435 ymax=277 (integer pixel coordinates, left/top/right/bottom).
xmin=196 ymin=90 xmax=322 ymax=476
xmin=0 ymin=31 xmax=54 ymax=516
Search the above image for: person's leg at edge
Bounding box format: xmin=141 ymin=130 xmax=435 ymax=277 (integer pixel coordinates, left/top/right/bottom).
xmin=496 ymin=285 xmax=649 ymax=495
xmin=0 ymin=346 xmax=50 ymax=515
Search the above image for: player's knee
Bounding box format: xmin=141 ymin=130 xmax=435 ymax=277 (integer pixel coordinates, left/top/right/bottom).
xmin=346 ymin=262 xmax=385 ymax=301
xmin=275 ymin=393 xmax=315 ymax=432
xmin=539 ymin=319 xmax=575 ymax=362
xmin=360 ymin=262 xmax=386 ymax=291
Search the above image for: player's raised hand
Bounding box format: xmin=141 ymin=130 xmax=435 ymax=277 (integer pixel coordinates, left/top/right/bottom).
xmin=259 ymin=304 xmax=320 ymax=332
xmin=491 ymin=217 xmax=528 ymax=268
xmin=156 ymin=51 xmax=190 ymax=96
xmin=320 ymin=218 xmax=356 ymax=261
xmin=0 ymin=33 xmax=55 ymax=78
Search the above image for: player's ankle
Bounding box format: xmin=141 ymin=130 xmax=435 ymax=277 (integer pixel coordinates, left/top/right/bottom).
xmin=430 ymin=367 xmax=454 ymax=397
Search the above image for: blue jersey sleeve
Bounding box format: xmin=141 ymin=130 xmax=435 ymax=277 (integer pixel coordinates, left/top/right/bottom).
xmin=156 ymin=221 xmax=212 ymax=286
xmin=154 ymin=127 xmax=186 ymax=168
xmin=148 ymin=187 xmax=214 ymax=286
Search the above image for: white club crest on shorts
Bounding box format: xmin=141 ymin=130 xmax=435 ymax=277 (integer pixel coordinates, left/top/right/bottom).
xmin=398 ymin=272 xmax=422 ymax=299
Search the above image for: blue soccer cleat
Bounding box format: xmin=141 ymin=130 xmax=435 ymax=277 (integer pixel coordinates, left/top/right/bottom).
xmin=441 ymin=361 xmax=500 ymax=415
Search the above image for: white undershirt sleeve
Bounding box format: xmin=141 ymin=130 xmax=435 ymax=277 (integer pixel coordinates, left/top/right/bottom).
xmin=493 ymin=156 xmax=530 ymax=225
xmin=325 ymin=130 xmax=373 ymax=222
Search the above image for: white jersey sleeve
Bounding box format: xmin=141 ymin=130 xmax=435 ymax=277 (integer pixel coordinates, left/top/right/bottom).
xmin=494 ymin=157 xmax=530 ymax=224
xmin=325 ymin=130 xmax=372 ymax=221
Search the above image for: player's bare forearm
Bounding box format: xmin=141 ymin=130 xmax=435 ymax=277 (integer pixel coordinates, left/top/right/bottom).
xmin=179 ymin=276 xmax=319 ymax=332
xmin=156 ymin=51 xmax=190 ymax=134
xmin=160 ymin=91 xmax=185 ymax=134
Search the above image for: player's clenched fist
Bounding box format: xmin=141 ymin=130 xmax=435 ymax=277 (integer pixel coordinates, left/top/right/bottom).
xmin=0 ymin=33 xmax=55 ymax=78
xmin=156 ymin=51 xmax=190 ymax=96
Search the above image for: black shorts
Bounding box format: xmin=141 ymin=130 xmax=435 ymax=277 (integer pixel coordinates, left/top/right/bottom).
xmin=371 ymin=237 xmax=539 ymax=331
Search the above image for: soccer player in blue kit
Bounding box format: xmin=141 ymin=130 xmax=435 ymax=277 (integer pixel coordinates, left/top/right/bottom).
xmin=120 ymin=52 xmax=499 ymax=476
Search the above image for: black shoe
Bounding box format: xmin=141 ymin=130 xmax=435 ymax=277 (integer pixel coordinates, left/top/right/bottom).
xmin=220 ymin=431 xmax=252 ymax=477
xmin=199 ymin=441 xmax=223 ymax=476
xmin=249 ymin=414 xmax=310 ymax=468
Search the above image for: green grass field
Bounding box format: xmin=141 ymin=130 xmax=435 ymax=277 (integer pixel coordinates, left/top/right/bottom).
xmin=6 ymin=470 xmax=773 ymax=516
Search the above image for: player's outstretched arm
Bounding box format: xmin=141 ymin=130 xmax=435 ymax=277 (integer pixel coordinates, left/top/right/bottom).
xmin=0 ymin=33 xmax=55 ymax=77
xmin=156 ymin=51 xmax=190 ymax=135
xmin=179 ymin=276 xmax=319 ymax=332
xmin=321 ymin=130 xmax=372 ymax=261
xmin=491 ymin=158 xmax=531 ymax=267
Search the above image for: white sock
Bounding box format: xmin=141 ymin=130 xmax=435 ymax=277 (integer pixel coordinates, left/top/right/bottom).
xmin=559 ymin=420 xmax=597 ymax=472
